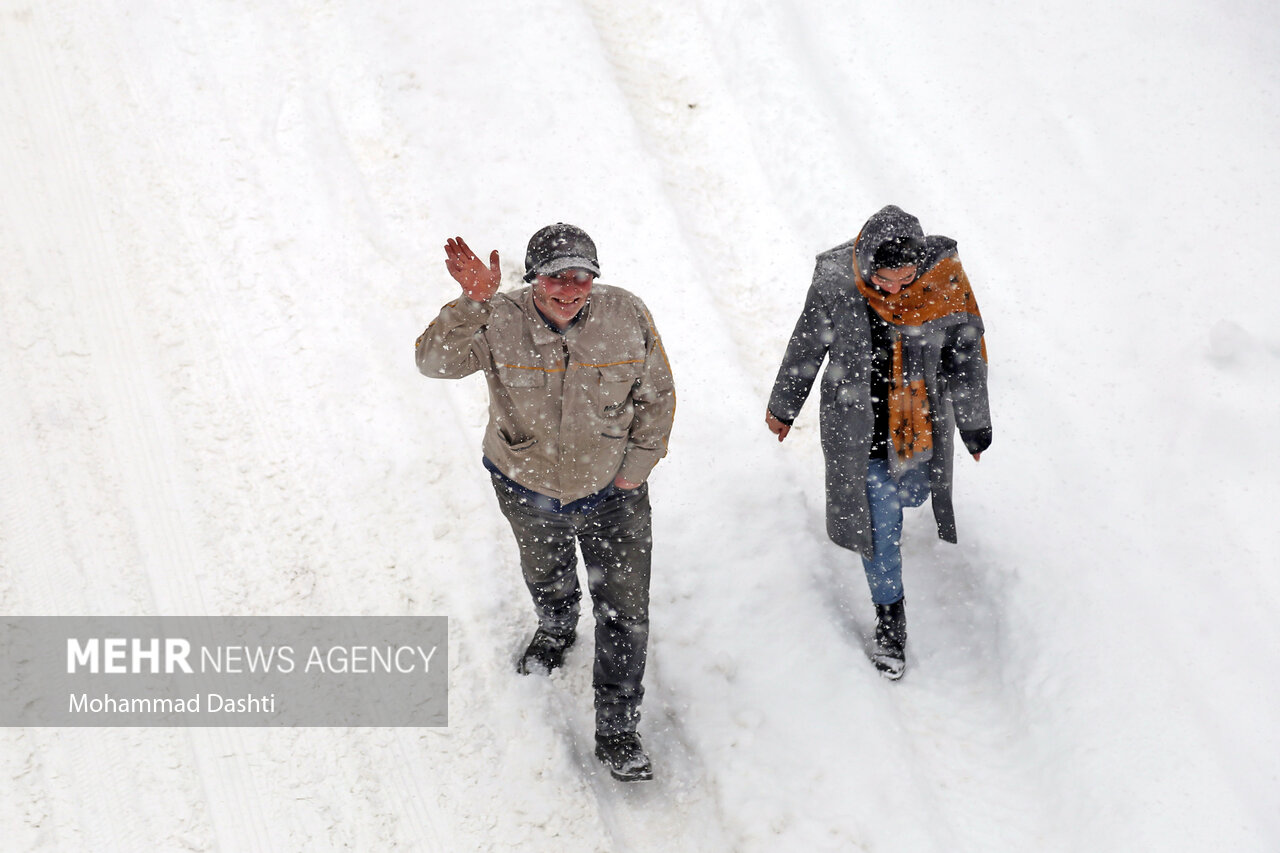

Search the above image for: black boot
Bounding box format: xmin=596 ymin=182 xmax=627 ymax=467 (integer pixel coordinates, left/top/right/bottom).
xmin=594 ymin=731 xmax=653 ymax=781
xmin=872 ymin=599 xmax=907 ymax=680
xmin=516 ymin=627 xmax=576 ymax=675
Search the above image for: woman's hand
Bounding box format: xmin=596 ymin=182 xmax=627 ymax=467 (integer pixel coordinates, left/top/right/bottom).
xmin=765 ymin=410 xmax=791 ymax=442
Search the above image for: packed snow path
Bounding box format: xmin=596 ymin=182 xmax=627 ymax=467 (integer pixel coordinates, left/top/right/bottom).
xmin=3 ymin=1 xmax=1278 ymax=851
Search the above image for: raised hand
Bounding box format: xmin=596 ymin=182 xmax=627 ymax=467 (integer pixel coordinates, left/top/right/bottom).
xmin=444 ymin=237 xmax=502 ymax=302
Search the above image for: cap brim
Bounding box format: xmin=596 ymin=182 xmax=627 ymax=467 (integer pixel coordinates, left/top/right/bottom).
xmin=523 ymin=256 xmax=601 ymax=282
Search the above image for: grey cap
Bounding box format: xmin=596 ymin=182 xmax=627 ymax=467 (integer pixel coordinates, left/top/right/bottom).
xmin=523 ymin=223 xmax=601 ymax=282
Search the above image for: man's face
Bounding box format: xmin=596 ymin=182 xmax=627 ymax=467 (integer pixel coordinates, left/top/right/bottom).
xmin=532 ymin=269 xmax=595 ymax=329
xmin=870 ymin=265 xmax=918 ymax=295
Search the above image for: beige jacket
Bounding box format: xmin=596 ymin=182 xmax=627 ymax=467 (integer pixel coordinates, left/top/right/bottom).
xmin=416 ymin=285 xmax=676 ymax=503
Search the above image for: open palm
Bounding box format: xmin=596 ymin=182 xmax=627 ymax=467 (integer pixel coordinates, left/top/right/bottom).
xmin=444 ymin=236 xmax=501 ymax=302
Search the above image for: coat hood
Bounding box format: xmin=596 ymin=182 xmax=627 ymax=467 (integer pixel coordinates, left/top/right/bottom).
xmin=853 ymin=205 xmax=924 ymax=283
xmin=843 ymin=205 xmax=957 ymax=285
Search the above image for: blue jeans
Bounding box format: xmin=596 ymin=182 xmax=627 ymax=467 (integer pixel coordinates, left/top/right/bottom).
xmin=861 ymin=457 xmax=930 ymax=606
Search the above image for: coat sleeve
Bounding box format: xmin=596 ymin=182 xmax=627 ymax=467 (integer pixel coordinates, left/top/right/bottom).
xmin=616 ymin=298 xmax=677 ymax=484
xmin=941 ymin=312 xmax=992 ymax=455
xmin=767 ymin=269 xmax=834 ymax=425
xmin=415 ymin=296 xmax=493 ymax=379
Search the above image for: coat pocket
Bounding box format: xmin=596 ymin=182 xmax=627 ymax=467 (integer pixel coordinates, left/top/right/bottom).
xmin=495 ymin=363 xmax=548 ymax=388
xmin=503 ymin=436 xmax=538 ymax=452
xmin=595 ymin=362 xmax=642 ymax=415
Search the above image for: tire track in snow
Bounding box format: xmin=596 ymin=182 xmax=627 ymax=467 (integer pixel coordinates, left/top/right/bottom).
xmin=578 ymin=4 xmax=1062 ymax=850
xmin=0 ymin=9 xmax=217 ymax=850
xmin=0 ymin=6 xmax=403 ymax=851
xmin=7 ymin=2 xmax=678 ymax=849
xmin=169 ymin=2 xmax=619 ymax=842
xmin=578 ymin=0 xmax=812 ymax=396
xmin=73 ymin=4 xmax=462 ymax=849
xmin=308 ymin=3 xmax=669 ymax=844
xmin=569 ymin=6 xmax=815 ymax=847
xmin=132 ymin=3 xmax=617 ymax=845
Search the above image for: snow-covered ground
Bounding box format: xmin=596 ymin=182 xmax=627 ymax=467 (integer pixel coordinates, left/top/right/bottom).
xmin=3 ymin=1 xmax=1278 ymax=850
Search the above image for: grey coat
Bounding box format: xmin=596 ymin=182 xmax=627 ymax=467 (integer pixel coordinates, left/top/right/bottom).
xmin=767 ymin=207 xmax=991 ymax=559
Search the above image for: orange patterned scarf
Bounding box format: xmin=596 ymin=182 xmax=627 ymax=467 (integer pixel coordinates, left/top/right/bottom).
xmin=855 ymin=255 xmax=985 ymax=462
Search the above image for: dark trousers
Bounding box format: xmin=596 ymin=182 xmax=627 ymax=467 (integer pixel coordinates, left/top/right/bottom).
xmin=491 ymin=477 xmax=652 ymax=736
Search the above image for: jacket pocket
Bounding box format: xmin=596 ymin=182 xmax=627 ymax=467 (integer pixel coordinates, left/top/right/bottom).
xmin=595 ymin=362 xmax=642 ymax=415
xmin=496 ymin=363 xmax=548 ymax=388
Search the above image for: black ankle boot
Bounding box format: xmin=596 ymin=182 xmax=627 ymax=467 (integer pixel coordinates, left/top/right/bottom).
xmin=595 ymin=731 xmax=653 ymax=781
xmin=872 ymin=599 xmax=907 ymax=680
xmin=517 ymin=627 xmax=576 ymax=675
